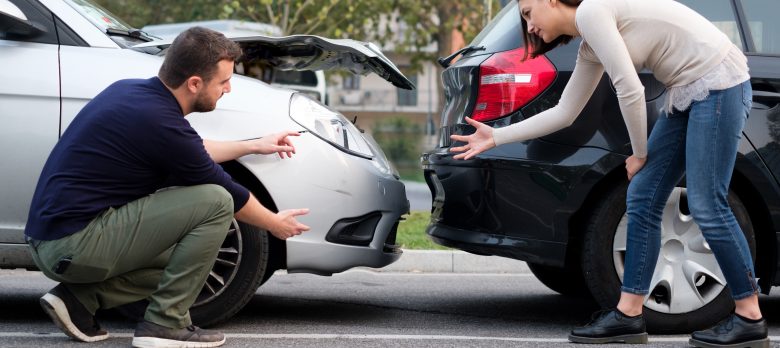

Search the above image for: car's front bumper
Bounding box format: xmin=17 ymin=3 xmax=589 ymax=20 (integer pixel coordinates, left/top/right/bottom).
xmin=239 ymin=132 xmax=408 ymax=275
xmin=285 ymin=175 xmax=408 ymax=275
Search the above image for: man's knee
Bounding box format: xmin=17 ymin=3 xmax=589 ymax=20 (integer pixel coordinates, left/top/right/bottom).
xmin=195 ymin=184 xmax=234 ymax=214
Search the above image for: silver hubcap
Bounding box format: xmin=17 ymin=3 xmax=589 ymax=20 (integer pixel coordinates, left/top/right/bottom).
xmin=613 ymin=188 xmax=726 ymax=314
xmin=194 ymin=219 xmax=243 ymax=306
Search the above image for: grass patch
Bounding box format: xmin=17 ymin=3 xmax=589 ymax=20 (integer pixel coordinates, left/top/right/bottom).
xmin=397 ymin=165 xmax=424 ymax=183
xmin=396 ymin=211 xmax=450 ymax=250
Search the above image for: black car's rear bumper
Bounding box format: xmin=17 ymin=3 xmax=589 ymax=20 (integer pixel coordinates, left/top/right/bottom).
xmin=422 ymin=142 xmax=619 ymax=266
xmin=426 ymin=221 xmax=567 ymax=266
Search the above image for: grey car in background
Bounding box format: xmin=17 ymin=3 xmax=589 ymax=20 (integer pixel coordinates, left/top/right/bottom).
xmin=0 ymin=0 xmax=413 ymax=326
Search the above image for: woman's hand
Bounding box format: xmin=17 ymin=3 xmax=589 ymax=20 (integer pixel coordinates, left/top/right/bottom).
xmin=625 ymin=155 xmax=647 ymax=181
xmin=449 ymin=117 xmax=496 ymax=160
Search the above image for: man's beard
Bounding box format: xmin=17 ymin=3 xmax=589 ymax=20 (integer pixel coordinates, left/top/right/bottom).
xmin=192 ymin=92 xmax=218 ymax=113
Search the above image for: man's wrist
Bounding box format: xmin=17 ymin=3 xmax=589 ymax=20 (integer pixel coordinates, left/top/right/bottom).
xmin=243 ymin=139 xmax=260 ymax=155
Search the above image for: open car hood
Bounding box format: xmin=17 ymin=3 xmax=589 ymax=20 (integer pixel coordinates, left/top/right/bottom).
xmin=134 ymin=34 xmax=415 ymax=90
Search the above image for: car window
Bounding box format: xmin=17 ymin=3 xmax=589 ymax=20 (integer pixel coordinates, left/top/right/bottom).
xmin=274 ymin=70 xmax=318 ymax=87
xmin=468 ymin=0 xmax=522 ymax=54
xmin=1 ymin=0 xmax=58 ymax=44
xmin=739 ymin=0 xmax=780 ymax=54
xmin=677 ymin=0 xmax=743 ymax=50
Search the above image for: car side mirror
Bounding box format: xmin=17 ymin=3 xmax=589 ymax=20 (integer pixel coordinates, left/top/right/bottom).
xmin=0 ymin=8 xmax=47 ymax=39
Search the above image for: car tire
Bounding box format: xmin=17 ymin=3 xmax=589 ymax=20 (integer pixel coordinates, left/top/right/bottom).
xmin=581 ymin=182 xmax=755 ymax=334
xmin=189 ymin=220 xmax=270 ymax=327
xmin=527 ymin=262 xmax=592 ymax=298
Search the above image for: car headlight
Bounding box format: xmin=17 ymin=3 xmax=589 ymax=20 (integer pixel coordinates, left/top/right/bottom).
xmin=289 ymin=93 xmax=398 ymax=177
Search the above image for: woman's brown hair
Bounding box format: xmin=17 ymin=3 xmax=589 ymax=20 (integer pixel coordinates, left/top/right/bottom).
xmin=520 ymin=0 xmax=583 ymax=60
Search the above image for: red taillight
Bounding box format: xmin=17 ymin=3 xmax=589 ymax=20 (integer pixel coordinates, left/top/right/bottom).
xmin=471 ymin=47 xmax=556 ymax=122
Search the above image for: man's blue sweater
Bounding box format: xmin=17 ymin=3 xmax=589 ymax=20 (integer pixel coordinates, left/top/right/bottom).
xmin=25 ymin=77 xmax=250 ymax=241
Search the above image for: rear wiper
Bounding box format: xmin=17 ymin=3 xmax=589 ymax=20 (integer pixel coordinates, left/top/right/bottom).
xmin=437 ymin=45 xmax=486 ymax=68
xmin=106 ymin=28 xmax=159 ymax=42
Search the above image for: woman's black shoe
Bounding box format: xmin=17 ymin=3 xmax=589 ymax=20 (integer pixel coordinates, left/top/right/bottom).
xmin=568 ymin=308 xmax=648 ymax=344
xmin=689 ymin=313 xmax=769 ymax=348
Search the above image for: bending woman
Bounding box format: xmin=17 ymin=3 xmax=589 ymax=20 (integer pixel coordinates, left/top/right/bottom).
xmin=450 ymin=0 xmax=766 ymax=347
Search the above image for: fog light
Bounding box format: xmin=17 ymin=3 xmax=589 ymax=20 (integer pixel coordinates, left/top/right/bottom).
xmin=326 ymin=212 xmax=382 ymax=246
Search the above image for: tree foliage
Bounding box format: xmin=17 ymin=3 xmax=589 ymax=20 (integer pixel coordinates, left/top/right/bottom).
xmin=94 ymin=0 xmax=225 ymax=28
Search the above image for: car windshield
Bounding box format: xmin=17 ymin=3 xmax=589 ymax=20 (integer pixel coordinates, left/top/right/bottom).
xmin=64 ymin=0 xmax=154 ymax=47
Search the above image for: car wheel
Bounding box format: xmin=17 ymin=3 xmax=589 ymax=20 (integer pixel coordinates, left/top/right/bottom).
xmin=581 ymin=182 xmax=755 ymax=334
xmin=189 ymin=219 xmax=270 ymax=327
xmin=527 ymin=262 xmax=591 ymax=298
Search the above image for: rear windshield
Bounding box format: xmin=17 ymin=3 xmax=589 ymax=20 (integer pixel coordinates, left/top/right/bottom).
xmin=273 ymin=70 xmax=318 ymax=87
xmin=468 ymin=1 xmax=523 ymax=54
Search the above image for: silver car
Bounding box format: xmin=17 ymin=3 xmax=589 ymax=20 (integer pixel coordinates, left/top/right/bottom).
xmin=0 ymin=0 xmax=413 ymax=326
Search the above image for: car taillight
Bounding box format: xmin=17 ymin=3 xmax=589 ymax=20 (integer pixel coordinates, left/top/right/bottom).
xmin=471 ymin=47 xmax=556 ymax=122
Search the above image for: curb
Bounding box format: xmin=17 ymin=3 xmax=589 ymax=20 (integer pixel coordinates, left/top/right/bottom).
xmin=367 ymin=249 xmax=531 ymax=274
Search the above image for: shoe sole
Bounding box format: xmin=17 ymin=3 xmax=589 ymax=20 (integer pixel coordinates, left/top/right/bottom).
xmin=132 ymin=336 xmax=226 ymax=348
xmin=40 ymin=293 xmax=109 ymax=343
xmin=568 ymin=332 xmax=648 ymax=344
xmin=689 ymin=337 xmax=770 ymax=348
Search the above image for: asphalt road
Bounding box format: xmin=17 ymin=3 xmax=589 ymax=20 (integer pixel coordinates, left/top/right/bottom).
xmin=3 ymin=269 xmax=780 ymax=347
xmin=403 ymin=180 xmax=431 ymax=212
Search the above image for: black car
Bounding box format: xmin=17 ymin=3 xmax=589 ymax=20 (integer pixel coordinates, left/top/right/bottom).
xmin=422 ymin=0 xmax=780 ymax=333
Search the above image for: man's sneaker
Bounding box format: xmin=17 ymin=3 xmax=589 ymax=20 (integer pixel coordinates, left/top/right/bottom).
xmin=132 ymin=320 xmax=225 ymax=348
xmin=568 ymin=308 xmax=648 ymax=344
xmin=690 ymin=313 xmax=770 ymax=348
xmin=39 ymin=283 xmax=108 ymax=342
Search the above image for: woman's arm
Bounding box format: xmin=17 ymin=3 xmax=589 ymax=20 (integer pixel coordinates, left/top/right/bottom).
xmin=576 ymin=2 xmax=647 ymax=158
xmin=491 ymin=56 xmax=605 ymax=146
xmin=451 ymin=54 xmax=604 ymax=160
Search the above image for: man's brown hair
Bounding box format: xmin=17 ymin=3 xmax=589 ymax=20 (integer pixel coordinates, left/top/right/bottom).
xmin=158 ymin=26 xmax=242 ymax=88
xmin=520 ymin=0 xmax=583 ymax=60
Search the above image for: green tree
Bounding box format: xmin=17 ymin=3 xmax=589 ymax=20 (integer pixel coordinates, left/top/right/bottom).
xmin=222 ymin=0 xmax=394 ymax=39
xmin=94 ymin=0 xmax=225 ymax=28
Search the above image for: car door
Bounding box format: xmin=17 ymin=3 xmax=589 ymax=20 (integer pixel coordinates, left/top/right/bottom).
xmin=737 ymin=0 xmax=780 ymax=184
xmin=0 ymin=0 xmax=60 ymax=243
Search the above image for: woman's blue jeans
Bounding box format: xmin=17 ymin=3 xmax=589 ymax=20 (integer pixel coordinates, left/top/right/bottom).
xmin=621 ymin=80 xmax=759 ymax=300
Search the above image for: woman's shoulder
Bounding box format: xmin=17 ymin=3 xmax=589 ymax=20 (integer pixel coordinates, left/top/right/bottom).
xmin=576 ymin=0 xmax=613 ymax=15
xmin=575 ymin=0 xmax=617 ymax=30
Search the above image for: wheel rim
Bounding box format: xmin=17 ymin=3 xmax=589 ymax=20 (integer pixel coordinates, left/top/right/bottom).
xmin=193 ymin=219 xmax=243 ymax=306
xmin=612 ymin=188 xmax=726 ymax=314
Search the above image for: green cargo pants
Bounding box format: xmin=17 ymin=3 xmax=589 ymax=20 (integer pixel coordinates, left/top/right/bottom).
xmin=29 ymin=184 xmax=234 ymax=328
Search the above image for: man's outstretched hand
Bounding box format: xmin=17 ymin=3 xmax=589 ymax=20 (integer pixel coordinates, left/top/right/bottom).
xmin=248 ymin=131 xmax=300 ymax=158
xmin=268 ymin=208 xmax=310 ymax=240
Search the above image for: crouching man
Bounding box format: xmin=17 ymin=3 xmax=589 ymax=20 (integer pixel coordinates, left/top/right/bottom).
xmin=25 ymin=26 xmax=309 ymax=347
